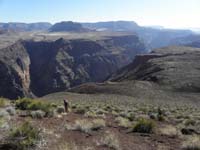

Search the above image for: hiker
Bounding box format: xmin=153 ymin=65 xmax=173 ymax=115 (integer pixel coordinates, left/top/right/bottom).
xmin=63 ymin=99 xmax=69 ymax=113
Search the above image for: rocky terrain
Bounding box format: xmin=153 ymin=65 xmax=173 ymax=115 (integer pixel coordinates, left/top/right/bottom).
xmin=69 ymin=46 xmax=200 ymax=104
xmin=109 ymin=46 xmax=200 ymax=92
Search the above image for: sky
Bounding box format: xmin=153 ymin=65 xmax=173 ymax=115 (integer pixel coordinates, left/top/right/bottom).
xmin=0 ymin=0 xmax=200 ymax=29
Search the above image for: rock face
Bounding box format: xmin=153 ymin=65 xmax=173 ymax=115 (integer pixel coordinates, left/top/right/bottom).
xmin=110 ymin=46 xmax=200 ymax=92
xmin=49 ymin=21 xmax=89 ymax=32
xmin=0 ymin=42 xmax=32 ymax=99
xmin=0 ymin=34 xmax=146 ymax=98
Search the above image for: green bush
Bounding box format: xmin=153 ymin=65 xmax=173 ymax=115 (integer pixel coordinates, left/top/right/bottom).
xmin=132 ymin=118 xmax=155 ymax=133
xmin=15 ymin=98 xmax=33 ymax=110
xmin=0 ymin=98 xmax=8 ymax=107
xmin=15 ymin=98 xmax=53 ymax=116
xmin=9 ymin=121 xmax=40 ymax=150
xmin=74 ymin=107 xmax=86 ymax=114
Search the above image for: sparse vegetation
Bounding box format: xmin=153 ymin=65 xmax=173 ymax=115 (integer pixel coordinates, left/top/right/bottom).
xmin=66 ymin=119 xmax=106 ymax=134
xmin=7 ymin=121 xmax=40 ymax=150
xmin=15 ymin=98 xmax=54 ymax=116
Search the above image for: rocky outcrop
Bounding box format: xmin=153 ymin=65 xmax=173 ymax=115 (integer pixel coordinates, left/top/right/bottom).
xmin=0 ymin=42 xmax=32 ymax=99
xmin=109 ymin=46 xmax=200 ymax=92
xmin=0 ymin=34 xmax=146 ymax=98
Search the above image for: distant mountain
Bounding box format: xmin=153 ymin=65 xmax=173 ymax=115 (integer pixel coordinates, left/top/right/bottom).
xmin=0 ymin=22 xmax=52 ymax=31
xmin=0 ymin=20 xmax=197 ymax=50
xmin=82 ymin=21 xmax=139 ymax=31
xmin=49 ymin=21 xmax=89 ymax=32
xmin=137 ymin=28 xmax=193 ymax=50
xmin=169 ymin=34 xmax=200 ymax=47
xmin=82 ymin=21 xmax=194 ymax=50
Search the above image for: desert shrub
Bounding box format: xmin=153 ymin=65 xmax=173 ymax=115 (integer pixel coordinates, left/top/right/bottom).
xmin=160 ymin=125 xmax=179 ymax=138
xmin=6 ymin=106 xmax=16 ymax=116
xmin=91 ymin=119 xmax=106 ymax=130
xmin=74 ymin=107 xmax=86 ymax=114
xmin=15 ymin=98 xmax=33 ymax=110
xmin=185 ymin=119 xmax=196 ymax=126
xmin=126 ymin=112 xmax=135 ymax=121
xmin=103 ymin=105 xmax=115 ymax=113
xmin=148 ymin=112 xmax=157 ymax=120
xmin=66 ymin=119 xmax=106 ymax=134
xmin=157 ymin=107 xmax=165 ymax=121
xmin=182 ymin=135 xmax=200 ymax=150
xmin=0 ymin=117 xmax=7 ymax=129
xmin=85 ymin=110 xmax=105 ymax=118
xmin=115 ymin=117 xmax=131 ymax=128
xmin=157 ymin=114 xmax=165 ymax=121
xmin=30 ymin=110 xmax=46 ymax=119
xmin=0 ymin=110 xmax=10 ymax=120
xmin=95 ymin=109 xmax=106 ymax=115
xmin=97 ymin=131 xmax=120 ymax=150
xmin=132 ymin=118 xmax=155 ymax=133
xmin=51 ymin=103 xmax=57 ymax=108
xmin=8 ymin=121 xmax=40 ymax=150
xmin=56 ymin=106 xmax=65 ymax=114
xmin=16 ymin=98 xmax=53 ymax=115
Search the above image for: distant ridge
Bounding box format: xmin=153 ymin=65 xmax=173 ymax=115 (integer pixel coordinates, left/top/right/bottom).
xmin=0 ymin=22 xmax=52 ymax=31
xmin=49 ymin=21 xmax=90 ymax=32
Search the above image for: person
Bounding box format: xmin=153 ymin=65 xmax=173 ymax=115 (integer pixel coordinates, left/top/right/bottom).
xmin=63 ymin=99 xmax=69 ymax=113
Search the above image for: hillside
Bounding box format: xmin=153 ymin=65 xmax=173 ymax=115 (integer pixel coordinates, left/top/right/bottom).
xmin=69 ymin=46 xmax=200 ymax=104
xmin=109 ymin=46 xmax=200 ymax=92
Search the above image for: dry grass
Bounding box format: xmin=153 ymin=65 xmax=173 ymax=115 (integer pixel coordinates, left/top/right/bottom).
xmin=0 ymin=98 xmax=9 ymax=107
xmin=66 ymin=119 xmax=106 ymax=134
xmin=97 ymin=131 xmax=120 ymax=150
xmin=182 ymin=135 xmax=200 ymax=150
xmin=159 ymin=125 xmax=179 ymax=138
xmin=115 ymin=116 xmax=131 ymax=128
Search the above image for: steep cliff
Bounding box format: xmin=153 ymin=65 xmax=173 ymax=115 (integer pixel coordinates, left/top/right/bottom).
xmin=0 ymin=42 xmax=32 ymax=99
xmin=24 ymin=35 xmax=145 ymax=96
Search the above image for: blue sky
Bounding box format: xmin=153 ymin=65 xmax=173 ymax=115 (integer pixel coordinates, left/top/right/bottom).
xmin=0 ymin=0 xmax=199 ymax=28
